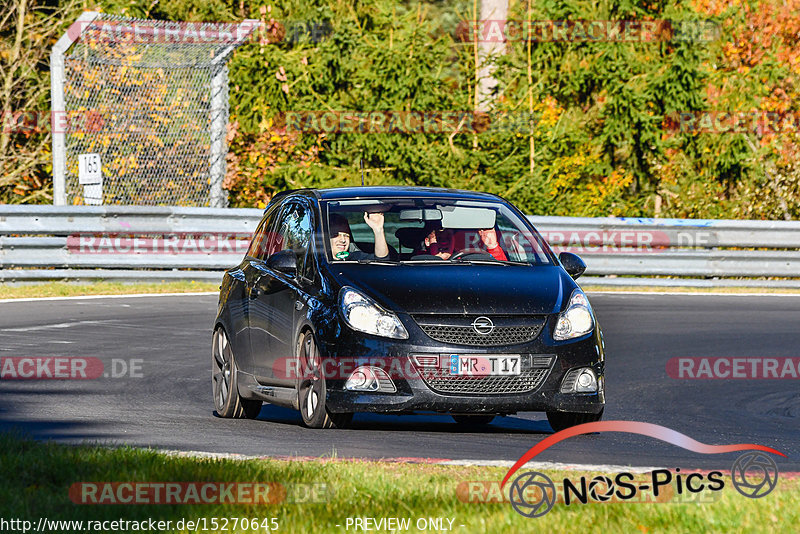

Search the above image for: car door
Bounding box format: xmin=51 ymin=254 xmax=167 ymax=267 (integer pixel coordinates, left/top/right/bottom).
xmin=239 ymin=201 xmax=285 ymax=375
xmin=248 ymin=200 xmax=313 ymax=386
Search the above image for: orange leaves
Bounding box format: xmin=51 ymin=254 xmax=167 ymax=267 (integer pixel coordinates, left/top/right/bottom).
xmin=224 ymin=119 xmax=323 ymax=207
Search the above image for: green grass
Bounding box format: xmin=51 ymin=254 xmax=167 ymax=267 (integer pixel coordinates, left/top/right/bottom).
xmin=0 ymin=281 xmax=219 ymax=299
xmin=0 ymin=434 xmax=796 ymax=533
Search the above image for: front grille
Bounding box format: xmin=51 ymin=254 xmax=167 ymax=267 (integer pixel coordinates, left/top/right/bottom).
xmin=413 ymin=315 xmax=546 ymax=347
xmin=412 ymin=354 xmax=554 ymax=395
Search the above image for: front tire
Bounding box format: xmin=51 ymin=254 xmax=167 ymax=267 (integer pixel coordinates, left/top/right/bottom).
xmin=546 ymin=408 xmax=604 ymax=433
xmin=212 ymin=327 xmax=262 ymax=419
xmin=297 ymin=331 xmax=352 ymax=429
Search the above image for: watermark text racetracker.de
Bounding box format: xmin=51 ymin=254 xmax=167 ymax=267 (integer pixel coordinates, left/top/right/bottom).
xmin=67 ymin=232 xmax=251 ymax=255
xmin=69 ymin=481 xmax=330 ymax=505
xmin=0 ymin=357 xmax=143 ymax=380
xmin=666 ymin=111 xmax=800 ymax=136
xmin=64 ymin=18 xmax=332 ymax=45
xmin=58 ymin=229 xmax=719 ymax=258
xmin=667 ymin=357 xmax=800 ymax=379
xmin=459 ymin=19 xmax=719 ymax=43
xmin=0 ymin=517 xmax=279 ymax=533
xmin=539 ymin=228 xmax=718 ymax=254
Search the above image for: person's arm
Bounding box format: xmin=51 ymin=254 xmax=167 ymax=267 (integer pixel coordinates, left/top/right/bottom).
xmin=364 ymin=212 xmax=389 ymax=258
xmin=479 ymin=228 xmax=507 ymax=260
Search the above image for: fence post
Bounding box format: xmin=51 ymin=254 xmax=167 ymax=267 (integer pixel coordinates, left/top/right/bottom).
xmin=50 ymin=11 xmax=99 ymax=206
xmin=207 ymin=20 xmax=259 ymax=208
xmin=208 ymin=63 xmax=229 ymax=208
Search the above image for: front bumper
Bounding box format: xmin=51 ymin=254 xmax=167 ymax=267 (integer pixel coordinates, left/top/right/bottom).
xmin=320 ymin=316 xmax=605 ymax=415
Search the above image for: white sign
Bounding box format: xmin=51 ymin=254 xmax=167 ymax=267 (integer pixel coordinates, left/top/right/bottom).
xmin=78 ymin=154 xmax=102 ymax=185
xmin=83 ymin=183 xmax=103 ymax=205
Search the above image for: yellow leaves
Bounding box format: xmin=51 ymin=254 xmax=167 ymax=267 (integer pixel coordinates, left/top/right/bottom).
xmin=538 ymin=96 xmax=564 ymax=128
xmin=258 ymin=114 xmax=274 ymax=132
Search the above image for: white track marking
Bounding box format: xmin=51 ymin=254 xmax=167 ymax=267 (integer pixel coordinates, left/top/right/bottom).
xmin=2 ymin=319 xmax=119 ymax=332
xmin=588 ymin=291 xmax=800 ymax=297
xmin=0 ymin=292 xmax=217 ymax=304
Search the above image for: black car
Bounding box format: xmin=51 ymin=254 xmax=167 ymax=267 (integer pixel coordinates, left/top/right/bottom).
xmin=212 ymin=186 xmax=605 ymax=430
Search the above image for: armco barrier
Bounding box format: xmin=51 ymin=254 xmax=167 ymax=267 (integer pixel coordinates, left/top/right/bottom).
xmin=1 ymin=205 xmax=799 ymax=286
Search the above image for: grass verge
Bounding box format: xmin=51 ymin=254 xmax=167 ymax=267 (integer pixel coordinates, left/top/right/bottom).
xmin=0 ymin=434 xmax=796 ymax=533
xmin=0 ymin=281 xmax=218 ymax=299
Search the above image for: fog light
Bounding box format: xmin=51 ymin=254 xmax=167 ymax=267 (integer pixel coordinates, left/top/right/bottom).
xmin=560 ymin=367 xmax=598 ymax=393
xmin=345 ymin=366 xmax=396 ymax=393
xmin=347 ymin=370 xmax=368 ymax=389
xmin=575 ymin=368 xmax=598 ymax=393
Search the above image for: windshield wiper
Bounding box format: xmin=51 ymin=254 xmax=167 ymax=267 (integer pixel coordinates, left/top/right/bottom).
xmin=355 ymin=259 xmax=398 ymax=265
xmin=449 ymin=258 xmax=506 ymax=266
xmin=450 ymin=258 xmax=532 ymax=266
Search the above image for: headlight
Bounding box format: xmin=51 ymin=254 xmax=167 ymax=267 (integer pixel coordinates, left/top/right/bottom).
xmin=553 ymin=289 xmax=594 ymax=340
xmin=339 ymin=287 xmax=409 ymax=339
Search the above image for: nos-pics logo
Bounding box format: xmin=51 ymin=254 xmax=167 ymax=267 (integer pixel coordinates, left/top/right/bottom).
xmin=502 ymin=421 xmax=783 ymax=518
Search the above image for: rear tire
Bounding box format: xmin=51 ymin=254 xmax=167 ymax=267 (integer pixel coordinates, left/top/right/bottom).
xmin=546 ymin=408 xmax=603 ymax=433
xmin=452 ymin=415 xmax=495 ymax=426
xmin=212 ymin=327 xmax=262 ymax=419
xmin=297 ymin=331 xmax=352 ymax=429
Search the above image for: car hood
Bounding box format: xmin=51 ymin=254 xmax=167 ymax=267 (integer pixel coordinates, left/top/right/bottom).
xmin=326 ymin=263 xmax=572 ymax=315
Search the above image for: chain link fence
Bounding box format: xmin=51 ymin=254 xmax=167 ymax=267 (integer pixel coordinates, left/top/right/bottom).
xmin=51 ymin=13 xmax=257 ymax=207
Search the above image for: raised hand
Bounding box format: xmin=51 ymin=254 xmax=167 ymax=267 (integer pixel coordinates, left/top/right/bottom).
xmin=364 ymin=212 xmax=385 ymax=233
xmin=364 ymin=212 xmax=388 ymax=258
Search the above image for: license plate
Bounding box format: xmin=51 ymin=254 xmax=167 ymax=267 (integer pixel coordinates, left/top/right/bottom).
xmin=449 ymin=355 xmax=521 ymax=376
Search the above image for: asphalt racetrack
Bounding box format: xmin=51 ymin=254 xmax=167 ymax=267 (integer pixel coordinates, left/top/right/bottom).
xmin=1 ymin=292 xmax=798 ymax=471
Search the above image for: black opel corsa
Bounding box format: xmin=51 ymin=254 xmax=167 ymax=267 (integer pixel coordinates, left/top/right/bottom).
xmin=212 ymin=186 xmax=605 ymax=430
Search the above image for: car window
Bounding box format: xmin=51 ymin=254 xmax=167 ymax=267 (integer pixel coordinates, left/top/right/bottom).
xmin=246 ymin=202 xmax=283 ymax=260
xmin=338 ymin=210 xmax=418 ymax=252
xmin=321 ymin=197 xmax=553 ymax=265
xmin=274 ymin=201 xmax=313 ymax=273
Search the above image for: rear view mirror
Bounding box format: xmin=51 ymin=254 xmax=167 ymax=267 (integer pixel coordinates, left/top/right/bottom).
xmin=399 ymin=208 xmax=442 ymax=221
xmin=559 ymin=252 xmax=586 ymax=279
xmin=266 ymin=249 xmax=297 ymax=275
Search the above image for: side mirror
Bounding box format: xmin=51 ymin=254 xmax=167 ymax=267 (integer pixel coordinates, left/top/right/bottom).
xmin=266 ymin=249 xmax=297 ymax=276
xmin=559 ymin=252 xmax=586 ymax=279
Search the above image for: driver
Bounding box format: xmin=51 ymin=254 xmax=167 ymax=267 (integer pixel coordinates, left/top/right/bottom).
xmin=329 ymin=212 xmax=389 ymax=261
xmin=478 ymin=228 xmax=508 ymax=261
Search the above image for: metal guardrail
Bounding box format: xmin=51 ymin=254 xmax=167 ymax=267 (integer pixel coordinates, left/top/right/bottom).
xmin=1 ymin=206 xmax=799 ymax=286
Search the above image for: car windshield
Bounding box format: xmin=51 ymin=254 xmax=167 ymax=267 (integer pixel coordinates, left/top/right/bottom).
xmin=321 ymin=197 xmax=554 ymax=265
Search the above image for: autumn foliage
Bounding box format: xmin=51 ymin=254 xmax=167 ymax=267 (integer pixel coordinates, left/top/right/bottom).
xmin=2 ymin=0 xmax=800 ymax=220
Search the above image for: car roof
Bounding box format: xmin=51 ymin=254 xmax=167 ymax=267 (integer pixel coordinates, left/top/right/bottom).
xmin=304 ymin=186 xmax=504 ymax=202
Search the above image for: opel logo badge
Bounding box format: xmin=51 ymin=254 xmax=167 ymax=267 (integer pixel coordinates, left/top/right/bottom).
xmin=472 ymin=316 xmax=494 ymax=335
